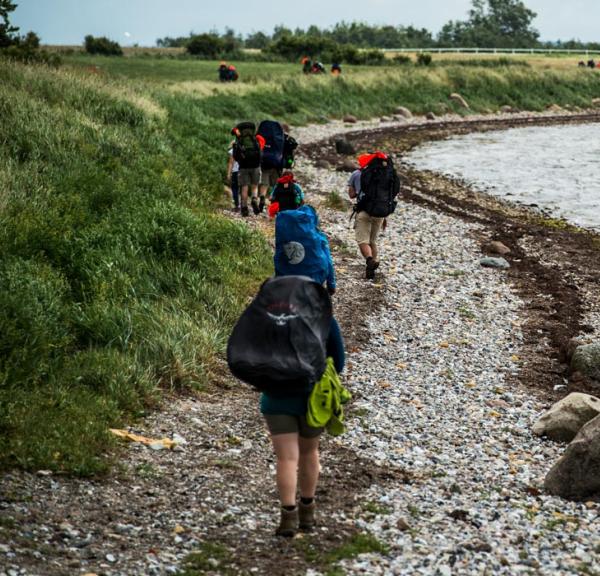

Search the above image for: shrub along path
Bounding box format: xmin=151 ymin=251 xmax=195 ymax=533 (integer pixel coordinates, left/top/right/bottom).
xmin=1 ymin=112 xmax=599 ymax=575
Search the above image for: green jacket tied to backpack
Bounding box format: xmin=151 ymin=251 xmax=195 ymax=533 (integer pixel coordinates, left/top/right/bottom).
xmin=307 ymin=357 xmax=351 ymax=435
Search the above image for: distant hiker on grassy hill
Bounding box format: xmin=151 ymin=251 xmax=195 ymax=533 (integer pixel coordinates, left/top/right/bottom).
xmin=331 ymin=62 xmax=342 ymax=75
xmin=348 ymin=151 xmax=400 ymax=280
xmin=227 ymin=276 xmax=345 ymax=537
xmin=301 ymin=56 xmax=312 ymax=74
xmin=231 ymin=122 xmax=265 ymax=217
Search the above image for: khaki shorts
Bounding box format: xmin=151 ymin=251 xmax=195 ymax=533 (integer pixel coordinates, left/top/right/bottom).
xmin=238 ymin=167 xmax=261 ymax=187
xmin=354 ymin=211 xmax=384 ymax=246
xmin=260 ymin=168 xmax=280 ymax=187
xmin=263 ymin=414 xmax=323 ymax=438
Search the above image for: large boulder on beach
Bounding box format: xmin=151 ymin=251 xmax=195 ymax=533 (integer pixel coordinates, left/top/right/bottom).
xmin=334 ymin=138 xmax=356 ymax=156
xmin=394 ymin=106 xmax=412 ymax=119
xmin=571 ymin=342 xmax=600 ymax=381
xmin=450 ymin=93 xmax=470 ymax=109
xmin=533 ymin=393 xmax=600 ymax=442
xmin=544 ymin=414 xmax=600 ymax=499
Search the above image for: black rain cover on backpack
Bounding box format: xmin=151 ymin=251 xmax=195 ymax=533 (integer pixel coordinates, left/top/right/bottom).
xmin=357 ymin=156 xmax=400 ymax=218
xmin=227 ymin=276 xmax=332 ymax=395
xmin=233 ymin=121 xmax=261 ymax=169
xmin=282 ymin=134 xmax=298 ymax=169
xmin=257 ymin=120 xmax=285 ymax=170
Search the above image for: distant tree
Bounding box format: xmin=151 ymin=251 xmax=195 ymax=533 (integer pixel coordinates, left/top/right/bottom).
xmin=186 ymin=33 xmax=224 ymax=58
xmin=0 ymin=0 xmax=19 ymax=48
xmin=438 ymin=0 xmax=539 ymax=48
xmin=84 ymin=35 xmax=123 ymax=56
xmin=245 ymin=31 xmax=270 ymax=49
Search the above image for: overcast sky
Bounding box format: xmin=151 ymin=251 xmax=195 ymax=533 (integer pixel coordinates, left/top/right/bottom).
xmin=12 ymin=0 xmax=600 ymax=46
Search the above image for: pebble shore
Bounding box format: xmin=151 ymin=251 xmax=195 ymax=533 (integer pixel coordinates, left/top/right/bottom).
xmin=294 ymin=116 xmax=600 ymax=575
xmin=1 ymin=112 xmax=598 ymax=575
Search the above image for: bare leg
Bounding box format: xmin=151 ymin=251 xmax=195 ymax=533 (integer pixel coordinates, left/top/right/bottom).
xmin=240 ymin=185 xmax=249 ymax=208
xmin=271 ymin=433 xmax=300 ymax=506
xmin=298 ymin=436 xmax=320 ymax=499
xmin=359 ymin=242 xmax=372 ymax=259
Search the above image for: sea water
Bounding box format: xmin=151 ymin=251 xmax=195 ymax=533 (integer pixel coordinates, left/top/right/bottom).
xmin=405 ymin=122 xmax=600 ymax=231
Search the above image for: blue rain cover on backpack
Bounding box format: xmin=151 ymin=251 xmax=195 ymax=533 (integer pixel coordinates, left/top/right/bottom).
xmin=274 ymin=205 xmax=330 ymax=285
xmin=258 ymin=120 xmax=285 ymax=170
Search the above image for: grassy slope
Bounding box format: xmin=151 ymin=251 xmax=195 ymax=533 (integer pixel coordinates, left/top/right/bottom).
xmin=1 ymin=56 xmax=599 ymax=474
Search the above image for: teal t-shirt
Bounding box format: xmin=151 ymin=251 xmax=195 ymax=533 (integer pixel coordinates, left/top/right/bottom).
xmin=260 ymin=388 xmax=311 ymax=416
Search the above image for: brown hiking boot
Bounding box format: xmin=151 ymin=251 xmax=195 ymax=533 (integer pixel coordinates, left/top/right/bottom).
xmin=365 ymin=257 xmax=379 ymax=280
xmin=275 ymin=507 xmax=298 ymax=537
xmin=299 ymin=501 xmax=316 ymax=532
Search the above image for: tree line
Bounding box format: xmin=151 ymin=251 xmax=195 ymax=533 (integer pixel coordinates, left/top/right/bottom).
xmin=157 ymin=0 xmax=600 ymax=54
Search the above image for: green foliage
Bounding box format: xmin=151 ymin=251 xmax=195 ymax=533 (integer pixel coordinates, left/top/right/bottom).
xmin=438 ymin=0 xmax=539 ymax=48
xmin=1 ymin=31 xmax=61 ymax=66
xmin=84 ymin=34 xmax=123 ymax=56
xmin=0 ymin=0 xmax=18 ymax=48
xmin=416 ymin=53 xmax=433 ymax=66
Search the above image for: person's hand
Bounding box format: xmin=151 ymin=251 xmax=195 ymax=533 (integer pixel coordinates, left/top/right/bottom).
xmin=327 ymin=286 xmax=336 ymax=296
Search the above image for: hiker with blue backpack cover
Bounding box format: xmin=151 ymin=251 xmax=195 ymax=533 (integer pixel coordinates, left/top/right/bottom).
xmin=257 ymin=120 xmax=285 ymax=214
xmin=274 ymin=204 xmax=336 ymax=295
xmin=227 ymin=275 xmax=345 ymax=537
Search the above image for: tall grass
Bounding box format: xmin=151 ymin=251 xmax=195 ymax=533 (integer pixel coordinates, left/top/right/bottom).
xmin=1 ymin=56 xmax=599 ymax=474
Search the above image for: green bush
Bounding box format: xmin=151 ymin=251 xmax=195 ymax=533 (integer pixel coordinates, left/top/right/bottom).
xmin=416 ymin=52 xmax=433 ymax=66
xmin=84 ymin=34 xmax=123 ymax=56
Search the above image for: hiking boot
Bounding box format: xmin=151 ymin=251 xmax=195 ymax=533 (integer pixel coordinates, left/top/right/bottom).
xmin=299 ymin=501 xmax=316 ymax=532
xmin=241 ymin=205 xmax=249 ymax=217
xmin=275 ymin=507 xmax=298 ymax=538
xmin=365 ymin=257 xmax=379 ymax=280
xmin=258 ymin=196 xmax=266 ymax=213
xmin=251 ymin=197 xmax=260 ymax=215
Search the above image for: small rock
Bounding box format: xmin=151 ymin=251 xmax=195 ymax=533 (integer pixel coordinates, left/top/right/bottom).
xmin=396 ymin=518 xmax=410 ymax=531
xmin=546 ymin=103 xmax=563 ymax=113
xmin=392 ymin=115 xmax=407 ymax=122
xmin=106 ymin=553 xmax=117 ymax=563
xmin=463 ymin=539 xmax=492 ymax=553
xmin=449 ymin=93 xmax=469 ymax=109
xmin=426 ymin=112 xmax=436 ymax=121
xmin=592 ymin=97 xmax=600 ymax=108
xmin=480 ymin=257 xmax=510 ymax=269
xmin=336 ymin=159 xmax=357 ymax=173
xmin=380 ymin=116 xmax=392 ymax=122
xmin=343 ymin=115 xmax=357 ymax=123
xmin=394 ymin=106 xmax=413 ymax=118
xmin=533 ymin=392 xmax=600 ymax=442
xmin=334 ymin=138 xmax=355 ymax=155
xmin=500 ymin=105 xmax=518 ymax=114
xmin=314 ymin=159 xmax=330 ymax=169
xmin=485 ymin=240 xmax=511 ymax=255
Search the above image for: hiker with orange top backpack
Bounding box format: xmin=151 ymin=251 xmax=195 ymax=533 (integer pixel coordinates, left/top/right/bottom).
xmin=231 ymin=122 xmax=266 ymax=217
xmin=268 ymin=171 xmax=305 ymax=218
xmin=348 ymin=151 xmax=400 ymax=279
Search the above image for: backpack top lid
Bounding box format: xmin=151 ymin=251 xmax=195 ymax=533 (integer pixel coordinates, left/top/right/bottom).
xmin=358 ymin=151 xmax=388 ymax=169
xmin=232 ymin=121 xmax=256 ymax=136
xmin=226 ymin=275 xmax=332 ymax=393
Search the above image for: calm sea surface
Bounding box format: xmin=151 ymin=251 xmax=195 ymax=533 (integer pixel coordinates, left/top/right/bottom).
xmin=405 ymin=122 xmax=600 ymax=231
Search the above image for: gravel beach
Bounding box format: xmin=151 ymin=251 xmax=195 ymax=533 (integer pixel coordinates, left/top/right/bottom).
xmin=1 ymin=112 xmax=599 ymax=576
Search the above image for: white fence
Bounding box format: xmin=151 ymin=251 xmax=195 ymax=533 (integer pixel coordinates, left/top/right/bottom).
xmin=386 ymin=47 xmax=600 ymax=56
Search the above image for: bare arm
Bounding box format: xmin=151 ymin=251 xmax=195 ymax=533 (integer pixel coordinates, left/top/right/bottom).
xmin=348 ymin=185 xmax=357 ymax=199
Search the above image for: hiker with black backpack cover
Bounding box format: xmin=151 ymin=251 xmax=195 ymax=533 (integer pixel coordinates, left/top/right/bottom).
xmin=348 ymin=151 xmax=400 ymax=279
xmin=227 ymin=276 xmax=345 ymax=537
xmin=231 ymin=122 xmax=265 ymax=217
